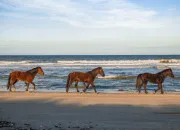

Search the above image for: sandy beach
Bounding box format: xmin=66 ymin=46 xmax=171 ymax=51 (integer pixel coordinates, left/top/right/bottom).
xmin=0 ymin=92 xmax=180 ymax=130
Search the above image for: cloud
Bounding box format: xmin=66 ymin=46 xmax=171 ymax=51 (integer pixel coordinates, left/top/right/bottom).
xmin=0 ymin=0 xmax=168 ymax=28
xmin=168 ymin=8 xmax=176 ymax=11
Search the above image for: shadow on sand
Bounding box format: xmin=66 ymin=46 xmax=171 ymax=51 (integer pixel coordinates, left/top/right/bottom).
xmin=0 ymin=98 xmax=180 ymax=130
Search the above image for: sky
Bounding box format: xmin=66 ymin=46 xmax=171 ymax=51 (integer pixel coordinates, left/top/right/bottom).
xmin=0 ymin=0 xmax=180 ymax=55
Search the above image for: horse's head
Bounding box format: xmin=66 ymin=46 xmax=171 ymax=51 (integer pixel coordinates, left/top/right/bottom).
xmin=98 ymin=67 xmax=105 ymax=77
xmin=167 ymin=68 xmax=174 ymax=78
xmin=37 ymin=67 xmax=44 ymax=76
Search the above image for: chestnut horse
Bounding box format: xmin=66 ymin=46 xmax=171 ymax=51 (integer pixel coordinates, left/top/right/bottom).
xmin=66 ymin=67 xmax=105 ymax=93
xmin=136 ymin=68 xmax=174 ymax=94
xmin=7 ymin=67 xmax=44 ymax=92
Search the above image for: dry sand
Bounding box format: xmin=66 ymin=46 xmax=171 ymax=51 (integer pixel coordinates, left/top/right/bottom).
xmin=0 ymin=92 xmax=180 ymax=130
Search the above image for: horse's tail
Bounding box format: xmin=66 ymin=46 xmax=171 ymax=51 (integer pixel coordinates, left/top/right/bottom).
xmin=136 ymin=74 xmax=143 ymax=89
xmin=7 ymin=74 xmax=11 ymax=90
xmin=66 ymin=74 xmax=71 ymax=93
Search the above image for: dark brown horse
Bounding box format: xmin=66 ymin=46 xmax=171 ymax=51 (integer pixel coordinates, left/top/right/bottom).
xmin=136 ymin=68 xmax=174 ymax=94
xmin=66 ymin=67 xmax=105 ymax=93
xmin=7 ymin=67 xmax=44 ymax=92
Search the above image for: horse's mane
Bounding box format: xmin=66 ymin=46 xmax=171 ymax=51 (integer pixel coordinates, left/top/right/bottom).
xmin=86 ymin=67 xmax=102 ymax=77
xmin=87 ymin=67 xmax=99 ymax=73
xmin=91 ymin=67 xmax=101 ymax=72
xmin=157 ymin=68 xmax=171 ymax=74
xmin=27 ymin=67 xmax=38 ymax=73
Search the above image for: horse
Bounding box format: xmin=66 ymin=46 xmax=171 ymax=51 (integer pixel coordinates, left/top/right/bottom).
xmin=7 ymin=66 xmax=44 ymax=92
xmin=66 ymin=67 xmax=105 ymax=93
xmin=136 ymin=68 xmax=174 ymax=94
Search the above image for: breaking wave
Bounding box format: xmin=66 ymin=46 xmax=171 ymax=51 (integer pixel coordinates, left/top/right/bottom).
xmin=98 ymin=75 xmax=136 ymax=80
xmin=0 ymin=60 xmax=34 ymax=65
xmin=160 ymin=59 xmax=180 ymax=63
xmin=56 ymin=59 xmax=180 ymax=67
xmin=0 ymin=59 xmax=180 ymax=69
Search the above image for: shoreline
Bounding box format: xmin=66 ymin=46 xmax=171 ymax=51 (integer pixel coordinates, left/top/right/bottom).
xmin=0 ymin=90 xmax=180 ymax=94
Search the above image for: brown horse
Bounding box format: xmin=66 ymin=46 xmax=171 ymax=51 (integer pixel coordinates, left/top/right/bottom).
xmin=136 ymin=68 xmax=174 ymax=94
xmin=7 ymin=67 xmax=44 ymax=92
xmin=66 ymin=67 xmax=105 ymax=93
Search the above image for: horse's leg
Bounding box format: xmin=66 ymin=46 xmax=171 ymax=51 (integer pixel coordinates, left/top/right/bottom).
xmin=83 ymin=83 xmax=90 ymax=93
xmin=31 ymin=82 xmax=36 ymax=90
xmin=9 ymin=79 xmax=16 ymax=92
xmin=138 ymin=86 xmax=142 ymax=94
xmin=91 ymin=83 xmax=97 ymax=93
xmin=154 ymin=83 xmax=161 ymax=94
xmin=160 ymin=84 xmax=164 ymax=94
xmin=25 ymin=82 xmax=28 ymax=87
xmin=13 ymin=80 xmax=18 ymax=92
xmin=9 ymin=85 xmax=12 ymax=92
xmin=154 ymin=88 xmax=160 ymax=93
xmin=9 ymin=83 xmax=13 ymax=92
xmin=13 ymin=85 xmax=16 ymax=91
xmin=66 ymin=80 xmax=73 ymax=93
xmin=143 ymin=82 xmax=148 ymax=94
xmin=26 ymin=83 xmax=30 ymax=91
xmin=93 ymin=85 xmax=97 ymax=93
xmin=75 ymin=81 xmax=79 ymax=92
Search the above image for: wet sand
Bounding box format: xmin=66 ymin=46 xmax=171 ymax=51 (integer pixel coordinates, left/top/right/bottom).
xmin=0 ymin=92 xmax=180 ymax=130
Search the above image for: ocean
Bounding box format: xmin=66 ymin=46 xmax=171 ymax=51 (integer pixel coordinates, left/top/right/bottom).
xmin=0 ymin=55 xmax=180 ymax=93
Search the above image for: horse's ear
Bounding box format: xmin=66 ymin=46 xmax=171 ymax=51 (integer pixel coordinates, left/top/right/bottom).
xmin=36 ymin=66 xmax=41 ymax=70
